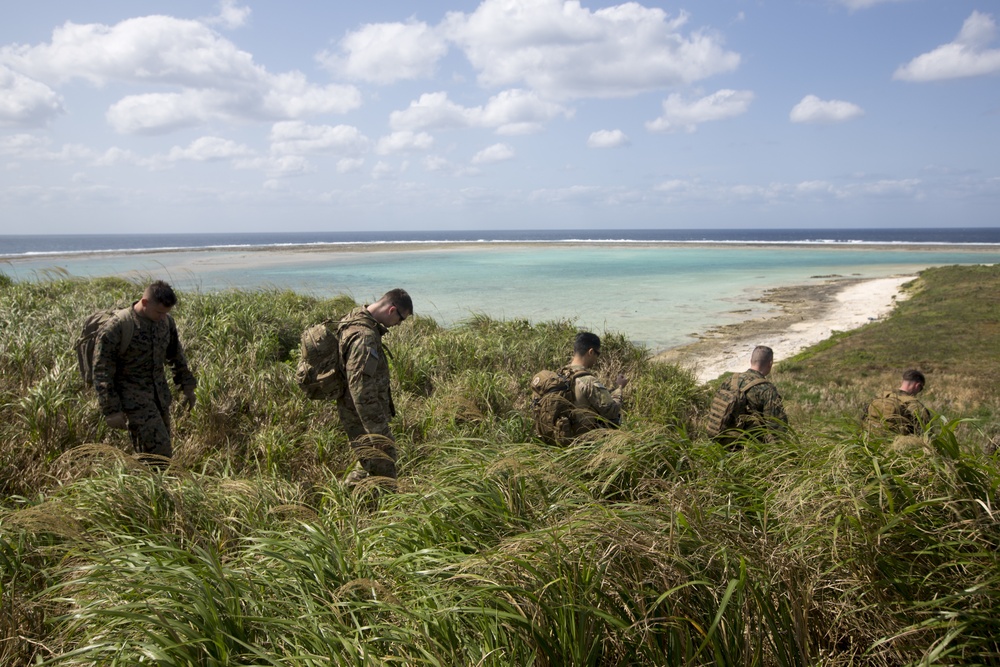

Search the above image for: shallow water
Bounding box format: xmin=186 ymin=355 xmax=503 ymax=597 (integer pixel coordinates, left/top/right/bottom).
xmin=4 ymin=244 xmax=998 ymax=352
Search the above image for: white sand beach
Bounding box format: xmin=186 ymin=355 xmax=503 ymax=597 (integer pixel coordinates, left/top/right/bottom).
xmin=657 ymin=275 xmax=915 ymax=383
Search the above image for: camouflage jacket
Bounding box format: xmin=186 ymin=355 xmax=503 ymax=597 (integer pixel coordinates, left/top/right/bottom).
xmin=737 ymin=369 xmax=788 ymax=440
xmin=93 ymin=303 xmax=196 ymax=416
xmin=563 ymin=363 xmax=622 ymax=428
xmin=338 ymin=307 xmax=393 ymax=438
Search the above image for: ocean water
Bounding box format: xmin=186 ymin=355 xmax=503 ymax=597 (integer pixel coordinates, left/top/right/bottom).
xmin=2 ymin=229 xmax=999 ymax=352
xmin=2 ymin=227 xmax=1000 ymax=256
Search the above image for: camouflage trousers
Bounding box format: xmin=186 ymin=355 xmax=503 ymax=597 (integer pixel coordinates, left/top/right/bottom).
xmin=126 ymin=402 xmax=172 ymax=459
xmin=336 ymin=400 xmax=397 ymax=481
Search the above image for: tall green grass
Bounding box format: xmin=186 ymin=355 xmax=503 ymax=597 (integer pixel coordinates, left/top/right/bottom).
xmin=1 ymin=268 xmax=999 ymax=665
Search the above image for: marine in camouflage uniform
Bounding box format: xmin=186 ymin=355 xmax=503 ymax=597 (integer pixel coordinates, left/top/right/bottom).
xmin=864 ymin=369 xmax=930 ymax=436
xmin=337 ymin=289 xmax=412 ymax=485
xmin=563 ymin=332 xmax=628 ymax=435
xmin=93 ymin=281 xmax=196 ymax=459
xmin=563 ymin=363 xmax=623 ymax=431
xmin=735 ymin=367 xmax=789 ymax=443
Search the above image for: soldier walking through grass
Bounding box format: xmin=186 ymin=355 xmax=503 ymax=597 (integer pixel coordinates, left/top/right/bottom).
xmin=338 ymin=288 xmax=412 ymax=487
xmin=864 ymin=369 xmax=931 ymax=436
xmin=737 ymin=345 xmax=788 ymax=442
xmin=93 ymin=280 xmax=197 ymax=460
xmin=530 ymin=332 xmax=628 ymax=444
xmin=566 ymin=332 xmax=628 ymax=431
xmin=706 ymin=345 xmax=788 ymax=446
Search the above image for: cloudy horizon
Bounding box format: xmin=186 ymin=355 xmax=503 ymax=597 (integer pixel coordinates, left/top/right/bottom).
xmin=1 ymin=0 xmax=998 ymax=234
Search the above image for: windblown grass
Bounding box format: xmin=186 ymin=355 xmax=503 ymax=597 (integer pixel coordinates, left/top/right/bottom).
xmin=1 ymin=267 xmax=999 ymax=665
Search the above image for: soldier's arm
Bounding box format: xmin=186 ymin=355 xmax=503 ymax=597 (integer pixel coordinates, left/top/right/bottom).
xmin=165 ymin=316 xmax=197 ymax=390
xmin=93 ymin=322 xmax=124 ymax=416
xmin=577 ymin=375 xmax=622 ymax=424
xmin=749 ymin=383 xmax=789 ymax=432
xmin=343 ymin=331 xmax=392 ymax=438
xmin=906 ymin=400 xmax=932 ymax=435
xmin=765 ymin=390 xmax=789 ymax=431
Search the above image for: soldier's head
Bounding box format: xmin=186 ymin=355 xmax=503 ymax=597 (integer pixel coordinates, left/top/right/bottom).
xmin=750 ymin=345 xmax=775 ymax=376
xmin=368 ymin=288 xmax=412 ymax=328
xmin=900 ymin=369 xmax=926 ymax=395
xmin=138 ymin=280 xmax=177 ymax=322
xmin=572 ymin=332 xmax=602 ymax=368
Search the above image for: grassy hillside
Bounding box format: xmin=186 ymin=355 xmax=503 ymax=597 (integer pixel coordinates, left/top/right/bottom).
xmin=1 ymin=266 xmax=998 ymax=666
xmin=776 ymin=263 xmax=1000 ymax=446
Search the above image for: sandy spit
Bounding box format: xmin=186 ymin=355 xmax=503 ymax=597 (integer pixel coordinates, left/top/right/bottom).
xmin=655 ymin=275 xmax=915 ymax=384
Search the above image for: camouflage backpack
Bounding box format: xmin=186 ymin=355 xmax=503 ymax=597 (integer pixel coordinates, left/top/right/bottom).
xmin=530 ymin=368 xmax=592 ymax=446
xmin=295 ymin=320 xmax=346 ymax=400
xmin=75 ymin=307 xmax=135 ymax=388
xmin=863 ymin=392 xmax=911 ymax=434
xmin=704 ymin=372 xmax=769 ymax=445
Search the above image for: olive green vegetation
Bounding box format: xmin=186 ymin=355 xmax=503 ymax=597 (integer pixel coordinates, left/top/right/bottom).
xmin=1 ymin=265 xmax=998 ymax=666
xmin=777 ymin=263 xmax=1000 ymax=442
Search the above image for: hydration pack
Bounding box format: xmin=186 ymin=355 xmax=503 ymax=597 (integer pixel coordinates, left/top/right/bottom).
xmin=864 ymin=392 xmax=914 ymax=434
xmin=75 ymin=307 xmax=135 ymax=388
xmin=704 ymin=372 xmax=769 ymax=445
xmin=530 ymin=368 xmax=593 ymax=446
xmin=295 ymin=320 xmax=346 ymax=400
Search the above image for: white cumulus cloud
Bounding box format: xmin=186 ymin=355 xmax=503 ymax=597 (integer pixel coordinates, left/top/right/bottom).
xmin=0 ymin=133 xmax=49 ymax=155
xmin=423 ymin=155 xmax=451 ymax=172
xmin=646 ymin=89 xmax=753 ymax=133
xmin=376 ymin=131 xmax=435 ymax=155
xmin=319 ymin=20 xmax=447 ymax=84
xmin=390 ymin=89 xmax=570 ymax=134
xmin=838 ymin=0 xmax=911 ymax=11
xmin=0 ymin=133 xmax=95 ymax=163
xmin=442 ymin=0 xmax=740 ymax=100
xmin=587 ymin=129 xmax=629 ymax=148
xmin=0 ymin=65 xmax=64 ymax=127
xmin=789 ymin=95 xmax=864 ymax=124
xmin=894 ymin=11 xmax=1000 ymax=82
xmin=166 ymin=136 xmax=255 ymax=162
xmin=269 ymin=121 xmax=370 ymax=156
xmin=92 ymin=147 xmax=150 ymax=168
xmin=371 ymin=160 xmax=396 ymax=180
xmin=235 ymin=154 xmax=313 ymax=178
xmin=0 ymin=15 xmax=361 ymax=134
xmin=471 ymin=143 xmax=514 ymax=165
xmin=337 ymin=157 xmax=365 ymax=174
xmin=206 ymin=0 xmax=252 ymax=29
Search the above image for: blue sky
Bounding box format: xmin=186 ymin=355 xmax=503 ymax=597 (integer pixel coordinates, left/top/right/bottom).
xmin=1 ymin=0 xmax=998 ymax=234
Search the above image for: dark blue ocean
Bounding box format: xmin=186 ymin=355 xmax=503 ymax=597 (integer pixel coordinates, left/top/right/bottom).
xmin=3 ymin=228 xmax=1000 ymax=363
xmin=2 ymin=227 xmax=1000 ymax=257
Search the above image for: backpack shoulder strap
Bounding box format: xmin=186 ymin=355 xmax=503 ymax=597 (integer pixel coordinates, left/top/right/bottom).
xmin=566 ymin=368 xmax=593 ymax=382
xmin=740 ymin=377 xmax=770 ymax=394
xmin=114 ymin=307 xmax=135 ymax=356
xmin=560 ymin=367 xmax=593 ymax=388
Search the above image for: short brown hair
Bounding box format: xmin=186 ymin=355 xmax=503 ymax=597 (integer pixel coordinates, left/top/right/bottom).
xmin=751 ymin=345 xmax=774 ymax=366
xmin=146 ymin=280 xmax=177 ymax=308
xmin=383 ymin=288 xmax=412 ymax=316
